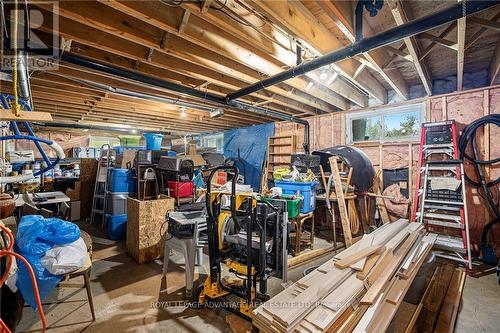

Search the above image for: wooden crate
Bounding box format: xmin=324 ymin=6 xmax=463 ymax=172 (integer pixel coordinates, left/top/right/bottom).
xmin=126 ymin=195 xmax=174 ymax=264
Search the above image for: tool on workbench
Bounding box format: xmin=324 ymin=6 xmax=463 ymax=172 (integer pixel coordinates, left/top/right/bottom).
xmin=413 ymin=120 xmax=472 ymax=271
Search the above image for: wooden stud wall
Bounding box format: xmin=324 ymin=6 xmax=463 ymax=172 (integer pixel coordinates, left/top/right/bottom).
xmin=275 ymin=85 xmax=500 ymax=253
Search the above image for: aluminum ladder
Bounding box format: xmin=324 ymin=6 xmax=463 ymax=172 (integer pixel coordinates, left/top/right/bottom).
xmin=90 ymin=144 xmax=113 ymax=227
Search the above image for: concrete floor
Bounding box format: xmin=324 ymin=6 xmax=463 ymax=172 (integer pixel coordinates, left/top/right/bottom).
xmin=15 ymin=222 xmax=500 ymax=333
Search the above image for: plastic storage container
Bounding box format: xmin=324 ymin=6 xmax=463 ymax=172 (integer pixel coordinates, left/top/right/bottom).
xmin=106 ymin=192 xmax=129 ymax=215
xmin=106 ymin=214 xmax=127 ymax=241
xmin=262 ymin=196 xmax=301 ymax=219
xmin=167 ymin=181 xmax=194 ymax=198
xmin=274 ymin=181 xmax=318 ymax=214
xmin=143 ymin=133 xmax=163 ymax=150
xmin=114 ymin=146 xmax=146 ymax=155
xmin=109 ymin=168 xmax=135 ymax=193
xmin=118 ymin=135 xmax=141 ymax=147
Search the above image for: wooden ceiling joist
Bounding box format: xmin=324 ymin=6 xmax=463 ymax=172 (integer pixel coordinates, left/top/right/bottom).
xmin=183 ymin=0 xmax=369 ymax=107
xmin=245 ymin=0 xmax=388 ymax=104
xmin=91 ymin=0 xmax=349 ymax=110
xmin=387 ymin=0 xmax=433 ymax=96
xmin=31 ymin=3 xmax=333 ymax=116
xmin=30 ymin=12 xmax=321 ymax=117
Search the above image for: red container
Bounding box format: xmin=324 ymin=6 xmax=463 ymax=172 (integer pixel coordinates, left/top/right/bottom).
xmin=167 ymin=180 xmax=194 ymax=198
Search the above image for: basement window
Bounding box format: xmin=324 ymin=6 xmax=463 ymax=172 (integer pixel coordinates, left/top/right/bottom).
xmin=201 ymin=133 xmax=224 ymax=153
xmin=347 ymin=104 xmax=423 ymax=143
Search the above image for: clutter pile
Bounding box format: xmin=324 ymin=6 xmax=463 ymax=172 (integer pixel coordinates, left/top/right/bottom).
xmin=253 ymin=219 xmax=461 ymax=333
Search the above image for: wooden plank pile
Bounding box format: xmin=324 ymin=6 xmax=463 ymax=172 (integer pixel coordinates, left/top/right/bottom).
xmin=253 ymin=219 xmax=440 ymax=333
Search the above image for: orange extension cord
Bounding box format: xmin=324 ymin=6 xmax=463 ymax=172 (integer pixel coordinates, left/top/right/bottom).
xmin=0 ymin=224 xmax=47 ymax=333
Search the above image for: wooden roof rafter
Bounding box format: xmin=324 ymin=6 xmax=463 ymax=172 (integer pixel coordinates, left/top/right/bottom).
xmin=314 ymin=0 xmax=410 ymax=100
xmin=387 ymin=0 xmax=433 ymax=95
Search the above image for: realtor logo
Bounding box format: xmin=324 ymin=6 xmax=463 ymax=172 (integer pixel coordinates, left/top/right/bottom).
xmin=1 ymin=1 xmax=59 ymax=70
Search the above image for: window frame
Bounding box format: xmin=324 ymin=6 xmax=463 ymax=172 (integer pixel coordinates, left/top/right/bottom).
xmin=346 ymin=103 xmax=424 ymax=144
xmin=200 ymin=133 xmax=224 ymax=153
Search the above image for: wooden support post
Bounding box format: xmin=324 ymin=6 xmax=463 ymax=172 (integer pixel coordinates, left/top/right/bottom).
xmin=408 ymin=143 xmax=413 ymax=219
xmin=329 ymin=156 xmax=352 ymax=247
xmin=442 ymin=96 xmax=447 ymax=121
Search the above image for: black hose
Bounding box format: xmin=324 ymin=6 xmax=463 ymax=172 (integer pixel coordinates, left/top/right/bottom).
xmin=458 ymin=114 xmax=500 ymax=246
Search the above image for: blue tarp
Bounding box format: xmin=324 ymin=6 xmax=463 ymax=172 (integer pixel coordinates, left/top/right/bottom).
xmin=15 ymin=215 xmax=80 ymax=309
xmin=223 ymin=123 xmax=274 ymax=191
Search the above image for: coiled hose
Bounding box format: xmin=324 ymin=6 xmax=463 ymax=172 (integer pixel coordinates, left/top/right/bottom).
xmin=458 ymin=114 xmax=500 ymax=248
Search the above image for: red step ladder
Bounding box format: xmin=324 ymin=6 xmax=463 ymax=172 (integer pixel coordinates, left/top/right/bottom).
xmin=412 ymin=121 xmax=472 ymax=271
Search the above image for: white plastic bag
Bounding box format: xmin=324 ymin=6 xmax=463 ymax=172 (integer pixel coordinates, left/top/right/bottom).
xmin=41 ymin=237 xmax=87 ymax=275
xmin=5 ymin=258 xmax=18 ymax=293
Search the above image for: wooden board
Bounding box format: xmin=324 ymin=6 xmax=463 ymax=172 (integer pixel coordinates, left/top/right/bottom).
xmin=433 ymin=268 xmax=466 ymax=333
xmin=126 ymin=195 xmax=174 ymax=264
xmin=0 ymin=109 xmax=53 ymax=122
xmin=414 ymin=263 xmax=455 ymax=332
xmin=334 ymin=245 xmax=384 ymax=269
xmin=356 ymin=253 xmax=381 ymax=280
xmin=329 ymin=156 xmax=352 ymax=247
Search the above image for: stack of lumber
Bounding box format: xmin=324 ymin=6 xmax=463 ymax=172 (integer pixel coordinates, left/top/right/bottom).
xmin=253 ymin=219 xmax=439 ymax=333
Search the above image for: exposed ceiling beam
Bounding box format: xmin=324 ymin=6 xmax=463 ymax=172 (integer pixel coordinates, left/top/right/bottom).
xmin=457 ymin=0 xmax=466 ymax=91
xmin=95 ymin=0 xmax=348 ymax=110
xmin=387 ymin=0 xmax=432 ymax=95
xmin=419 ymin=23 xmax=457 ymax=61
xmin=384 ymin=46 xmax=413 ymax=62
xmin=468 ymin=16 xmax=500 ymax=32
xmin=466 ymin=10 xmax=500 ymax=49
xmin=33 ymin=2 xmax=328 ymax=115
xmin=245 ymin=0 xmax=388 ymax=104
xmin=419 ymin=32 xmax=458 ymax=50
xmin=490 ymin=37 xmax=500 ymax=85
xmin=316 ymin=0 xmax=409 ymax=100
xmin=178 ymin=8 xmax=191 ymax=34
xmin=182 ymin=0 xmax=369 ymax=107
xmin=201 ymin=0 xmax=213 ymax=13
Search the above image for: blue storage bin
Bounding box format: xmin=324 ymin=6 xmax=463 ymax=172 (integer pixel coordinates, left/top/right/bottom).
xmin=109 ymin=168 xmax=135 ymax=192
xmin=274 ymin=181 xmax=318 ymax=214
xmin=106 ymin=214 xmax=127 ymax=241
xmin=167 ymin=151 xmax=177 ymax=157
xmin=144 ymin=133 xmax=163 ymax=150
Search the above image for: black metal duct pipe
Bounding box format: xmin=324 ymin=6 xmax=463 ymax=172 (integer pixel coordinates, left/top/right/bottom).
xmin=59 ymin=52 xmax=311 ymax=153
xmin=226 ymin=0 xmax=498 ymax=101
xmin=32 ymin=121 xmax=172 ymax=135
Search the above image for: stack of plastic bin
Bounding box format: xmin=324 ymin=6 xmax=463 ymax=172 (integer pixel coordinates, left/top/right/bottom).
xmin=106 ymin=168 xmax=136 ymax=240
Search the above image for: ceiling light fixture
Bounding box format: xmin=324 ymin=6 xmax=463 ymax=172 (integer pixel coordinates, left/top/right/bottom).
xmin=319 ymin=69 xmax=329 ymax=81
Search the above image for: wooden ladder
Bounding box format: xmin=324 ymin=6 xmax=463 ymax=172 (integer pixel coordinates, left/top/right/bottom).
xmin=264 ymin=135 xmax=295 ymax=185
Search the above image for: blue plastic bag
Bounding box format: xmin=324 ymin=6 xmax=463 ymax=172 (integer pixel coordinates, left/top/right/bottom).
xmin=15 ymin=215 xmax=80 ymax=309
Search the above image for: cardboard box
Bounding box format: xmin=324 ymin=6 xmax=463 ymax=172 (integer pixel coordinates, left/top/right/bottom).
xmin=70 ymin=201 xmax=81 ymax=221
xmin=6 ymin=150 xmax=34 ymax=163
